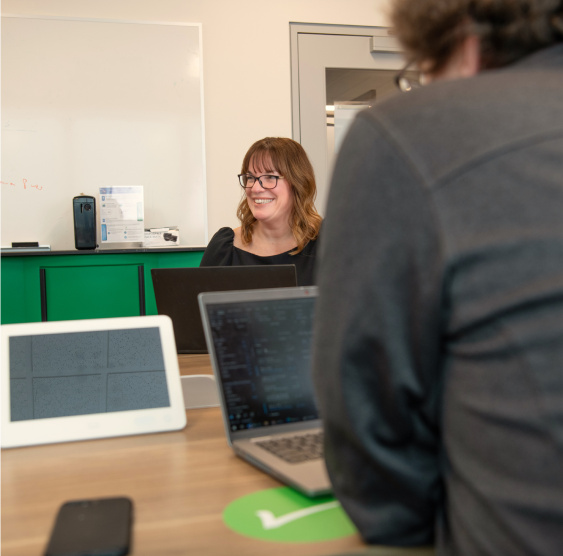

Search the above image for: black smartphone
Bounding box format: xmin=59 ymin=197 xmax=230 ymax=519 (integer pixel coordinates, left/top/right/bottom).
xmin=44 ymin=497 xmax=133 ymax=556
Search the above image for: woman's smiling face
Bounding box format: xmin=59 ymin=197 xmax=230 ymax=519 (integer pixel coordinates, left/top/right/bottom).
xmin=245 ymin=157 xmax=294 ymax=227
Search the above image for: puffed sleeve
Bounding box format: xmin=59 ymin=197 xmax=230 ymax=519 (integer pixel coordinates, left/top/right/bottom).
xmin=199 ymin=227 xmax=235 ymax=267
xmin=312 ymin=112 xmax=444 ymax=546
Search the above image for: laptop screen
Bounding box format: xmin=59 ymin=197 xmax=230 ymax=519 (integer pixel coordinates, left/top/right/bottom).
xmin=206 ymin=296 xmax=318 ymax=432
xmin=8 ymin=327 xmax=170 ymax=421
xmin=151 ymin=265 xmax=298 ymax=354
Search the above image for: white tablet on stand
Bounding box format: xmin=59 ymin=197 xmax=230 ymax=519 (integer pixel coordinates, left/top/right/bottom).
xmin=1 ymin=315 xmax=187 ymax=449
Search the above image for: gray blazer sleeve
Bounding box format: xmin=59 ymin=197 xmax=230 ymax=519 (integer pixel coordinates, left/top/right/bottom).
xmin=312 ymin=112 xmax=446 ymax=546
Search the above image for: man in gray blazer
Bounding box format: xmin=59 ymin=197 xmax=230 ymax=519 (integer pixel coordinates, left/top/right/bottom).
xmin=312 ymin=1 xmax=563 ymax=555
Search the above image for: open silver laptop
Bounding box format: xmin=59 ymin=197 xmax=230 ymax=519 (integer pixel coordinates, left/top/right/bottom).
xmin=198 ymin=286 xmax=331 ymax=497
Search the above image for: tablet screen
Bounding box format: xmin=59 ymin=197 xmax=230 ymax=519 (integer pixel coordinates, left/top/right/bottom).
xmin=9 ymin=327 xmax=170 ymax=421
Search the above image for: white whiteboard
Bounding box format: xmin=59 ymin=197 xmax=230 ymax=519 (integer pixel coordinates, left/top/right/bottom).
xmin=1 ymin=15 xmax=207 ymax=250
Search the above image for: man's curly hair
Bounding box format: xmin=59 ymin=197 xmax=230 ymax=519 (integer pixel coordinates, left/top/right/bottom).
xmin=391 ymin=0 xmax=563 ymax=74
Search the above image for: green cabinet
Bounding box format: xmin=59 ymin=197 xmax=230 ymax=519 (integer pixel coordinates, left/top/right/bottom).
xmin=1 ymin=249 xmax=204 ymax=324
xmin=42 ymin=265 xmax=144 ymax=321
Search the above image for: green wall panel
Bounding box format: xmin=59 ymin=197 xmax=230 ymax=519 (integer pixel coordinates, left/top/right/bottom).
xmin=2 ymin=258 xmax=39 ymax=324
xmin=44 ymin=265 xmax=142 ymax=321
xmin=1 ymin=250 xmax=204 ymax=324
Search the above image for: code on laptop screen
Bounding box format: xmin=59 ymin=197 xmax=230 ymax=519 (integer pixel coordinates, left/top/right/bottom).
xmin=208 ymin=297 xmax=318 ymax=431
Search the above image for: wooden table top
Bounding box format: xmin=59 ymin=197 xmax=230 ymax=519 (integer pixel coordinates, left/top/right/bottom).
xmin=1 ymin=355 xmax=434 ymax=556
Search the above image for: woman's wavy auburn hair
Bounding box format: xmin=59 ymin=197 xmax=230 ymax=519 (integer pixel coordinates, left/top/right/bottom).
xmin=391 ymin=0 xmax=563 ymax=74
xmin=236 ymin=137 xmax=322 ymax=255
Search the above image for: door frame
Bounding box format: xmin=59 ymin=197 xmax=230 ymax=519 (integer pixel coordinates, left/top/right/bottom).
xmin=290 ymin=23 xmax=402 ymax=142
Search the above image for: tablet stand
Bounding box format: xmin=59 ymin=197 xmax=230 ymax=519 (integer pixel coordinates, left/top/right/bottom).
xmin=181 ymin=375 xmax=219 ymax=409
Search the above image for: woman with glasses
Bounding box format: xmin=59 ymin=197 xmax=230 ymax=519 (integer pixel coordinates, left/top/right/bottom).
xmin=200 ymin=137 xmax=322 ymax=286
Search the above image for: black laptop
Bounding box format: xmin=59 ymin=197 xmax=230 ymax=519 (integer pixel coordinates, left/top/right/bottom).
xmin=151 ymin=265 xmax=297 ymax=353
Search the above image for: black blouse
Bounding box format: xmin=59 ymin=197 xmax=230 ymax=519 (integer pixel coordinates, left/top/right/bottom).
xmin=199 ymin=227 xmax=319 ymax=286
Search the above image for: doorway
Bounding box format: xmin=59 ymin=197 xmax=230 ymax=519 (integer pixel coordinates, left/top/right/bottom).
xmin=290 ymin=24 xmax=406 ymax=214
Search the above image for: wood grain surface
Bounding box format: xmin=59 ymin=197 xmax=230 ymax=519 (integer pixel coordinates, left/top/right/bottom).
xmin=1 ymin=355 xmax=434 ymax=556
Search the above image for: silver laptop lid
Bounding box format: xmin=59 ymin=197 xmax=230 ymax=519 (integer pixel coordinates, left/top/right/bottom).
xmin=199 ymin=286 xmax=319 ymax=443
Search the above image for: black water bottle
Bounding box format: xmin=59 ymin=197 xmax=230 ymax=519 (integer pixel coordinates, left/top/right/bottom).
xmin=73 ymin=195 xmax=97 ymax=250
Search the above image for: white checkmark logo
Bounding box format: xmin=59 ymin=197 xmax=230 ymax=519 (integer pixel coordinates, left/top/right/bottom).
xmin=256 ymin=500 xmax=341 ymax=530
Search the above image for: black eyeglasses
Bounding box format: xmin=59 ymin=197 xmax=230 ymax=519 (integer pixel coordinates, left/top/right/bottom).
xmin=238 ymin=174 xmax=284 ymax=189
xmin=394 ymin=62 xmax=423 ymax=93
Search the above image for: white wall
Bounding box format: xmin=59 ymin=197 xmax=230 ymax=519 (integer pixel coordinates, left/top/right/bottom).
xmin=2 ymin=0 xmax=389 ymax=243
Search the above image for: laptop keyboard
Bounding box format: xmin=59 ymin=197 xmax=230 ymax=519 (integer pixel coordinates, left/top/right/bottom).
xmin=255 ymin=431 xmax=324 ymax=464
